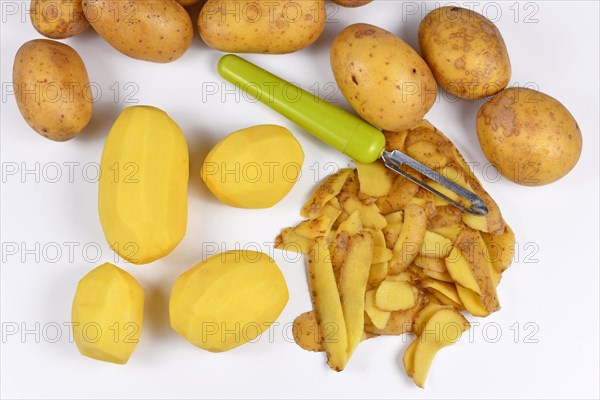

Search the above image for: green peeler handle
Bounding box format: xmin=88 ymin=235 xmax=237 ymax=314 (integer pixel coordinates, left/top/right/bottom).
xmin=217 ymin=54 xmax=385 ymax=164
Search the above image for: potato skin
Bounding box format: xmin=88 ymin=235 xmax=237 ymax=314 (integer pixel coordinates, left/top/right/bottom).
xmin=31 ymin=0 xmax=90 ymax=39
xmin=418 ymin=6 xmax=511 ymax=100
xmin=82 ymin=0 xmax=193 ymax=62
xmin=476 ymin=88 xmax=582 ymax=186
xmin=13 ymin=39 xmax=92 ymax=141
xmin=331 ymin=23 xmax=437 ymax=132
xmin=175 ymin=0 xmax=200 ymax=6
xmin=199 ymin=0 xmax=325 ymax=54
xmin=331 ymin=0 xmax=372 ymax=7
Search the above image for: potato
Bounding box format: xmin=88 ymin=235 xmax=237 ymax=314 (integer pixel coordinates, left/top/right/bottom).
xmin=331 ymin=0 xmax=372 ymax=7
xmin=418 ymin=6 xmax=511 ymax=99
xmin=199 ymin=0 xmax=325 ymax=54
xmin=82 ymin=0 xmax=193 ymax=62
xmin=13 ymin=39 xmax=92 ymax=141
xmin=72 ymin=263 xmax=144 ymax=364
xmin=331 ymin=23 xmax=437 ymax=131
xmin=477 ymin=87 xmax=582 ymax=185
xmin=201 ymin=125 xmax=304 ymax=208
xmin=175 ymin=0 xmax=200 ymax=5
xmin=31 ymin=0 xmax=90 ymax=39
xmin=170 ymin=251 xmax=288 ymax=352
xmin=99 ymin=106 xmax=189 ymax=264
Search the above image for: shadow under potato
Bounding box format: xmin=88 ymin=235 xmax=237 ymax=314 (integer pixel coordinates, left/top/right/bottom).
xmin=75 ymin=101 xmax=122 ymax=144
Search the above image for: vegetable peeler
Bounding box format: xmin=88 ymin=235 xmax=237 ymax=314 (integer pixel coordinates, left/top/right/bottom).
xmin=217 ymin=54 xmax=488 ymax=216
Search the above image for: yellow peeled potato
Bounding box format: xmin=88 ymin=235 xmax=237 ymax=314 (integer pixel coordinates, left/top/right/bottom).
xmin=418 ymin=6 xmax=511 ymax=99
xmin=99 ymin=106 xmax=189 ymax=264
xmin=331 ymin=23 xmax=437 ymax=131
xmin=31 ymin=0 xmax=90 ymax=39
xmin=170 ymin=251 xmax=288 ymax=352
xmin=13 ymin=39 xmax=92 ymax=141
xmin=201 ymin=125 xmax=304 ymax=208
xmin=199 ymin=0 xmax=326 ymax=54
xmin=477 ymin=87 xmax=582 ymax=185
xmin=72 ymin=263 xmax=144 ymax=364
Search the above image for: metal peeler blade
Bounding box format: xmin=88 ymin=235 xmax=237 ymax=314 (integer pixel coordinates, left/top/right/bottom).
xmin=381 ymin=150 xmax=488 ymax=216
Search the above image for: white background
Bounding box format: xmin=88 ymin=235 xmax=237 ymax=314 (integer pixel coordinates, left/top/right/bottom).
xmin=1 ymin=1 xmax=599 ymax=399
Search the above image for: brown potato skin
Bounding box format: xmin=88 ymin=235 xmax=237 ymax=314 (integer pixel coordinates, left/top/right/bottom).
xmin=331 ymin=0 xmax=373 ymax=7
xmin=476 ymin=88 xmax=582 ymax=186
xmin=175 ymin=0 xmax=200 ymax=6
xmin=418 ymin=6 xmax=511 ymax=100
xmin=31 ymin=0 xmax=90 ymax=39
xmin=82 ymin=0 xmax=193 ymax=63
xmin=199 ymin=0 xmax=326 ymax=54
xmin=331 ymin=23 xmax=437 ymax=132
xmin=13 ymin=39 xmax=92 ymax=141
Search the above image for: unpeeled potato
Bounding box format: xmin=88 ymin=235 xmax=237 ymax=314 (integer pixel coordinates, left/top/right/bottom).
xmin=331 ymin=23 xmax=437 ymax=131
xmin=13 ymin=39 xmax=92 ymax=141
xmin=418 ymin=6 xmax=511 ymax=99
xmin=477 ymin=87 xmax=582 ymax=185
xmin=82 ymin=0 xmax=193 ymax=62
xmin=31 ymin=0 xmax=90 ymax=39
xmin=199 ymin=0 xmax=326 ymax=54
xmin=331 ymin=0 xmax=372 ymax=7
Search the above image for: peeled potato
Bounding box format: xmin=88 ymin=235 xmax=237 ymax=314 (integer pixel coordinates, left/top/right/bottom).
xmin=170 ymin=251 xmax=288 ymax=352
xmin=201 ymin=125 xmax=304 ymax=208
xmin=71 ymin=263 xmax=144 ymax=364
